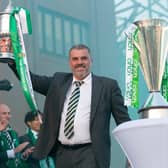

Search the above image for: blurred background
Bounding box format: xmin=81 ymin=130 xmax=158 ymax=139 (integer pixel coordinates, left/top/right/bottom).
xmin=0 ymin=0 xmax=168 ymax=167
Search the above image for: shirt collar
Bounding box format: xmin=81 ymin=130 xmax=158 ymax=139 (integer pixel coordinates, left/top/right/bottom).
xmin=73 ymin=73 xmax=92 ymax=85
xmin=31 ymin=129 xmax=38 ymax=137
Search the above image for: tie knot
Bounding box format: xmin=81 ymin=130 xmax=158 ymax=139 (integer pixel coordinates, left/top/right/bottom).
xmin=74 ymin=81 xmax=84 ymax=87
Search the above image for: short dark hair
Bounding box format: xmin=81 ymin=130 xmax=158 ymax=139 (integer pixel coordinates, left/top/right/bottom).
xmin=24 ymin=111 xmax=42 ymax=126
xmin=69 ymin=44 xmax=90 ymax=55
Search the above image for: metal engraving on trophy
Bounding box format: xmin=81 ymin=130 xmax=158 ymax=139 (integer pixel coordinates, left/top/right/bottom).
xmin=134 ymin=19 xmax=168 ymax=118
xmin=0 ymin=0 xmax=14 ymax=63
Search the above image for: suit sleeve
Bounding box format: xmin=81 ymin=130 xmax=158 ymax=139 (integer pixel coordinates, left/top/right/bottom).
xmin=8 ymin=62 xmax=53 ymax=96
xmin=19 ymin=135 xmax=33 ymax=149
xmin=111 ymin=80 xmax=131 ymax=125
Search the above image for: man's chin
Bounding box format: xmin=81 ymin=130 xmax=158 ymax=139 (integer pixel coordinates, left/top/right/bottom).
xmin=74 ymin=72 xmax=88 ymax=80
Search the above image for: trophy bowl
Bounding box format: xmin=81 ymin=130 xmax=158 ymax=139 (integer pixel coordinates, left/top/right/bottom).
xmin=0 ymin=0 xmax=14 ymax=63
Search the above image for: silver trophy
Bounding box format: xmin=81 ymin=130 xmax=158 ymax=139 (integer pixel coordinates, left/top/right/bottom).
xmin=134 ymin=18 xmax=168 ymax=118
xmin=112 ymin=19 xmax=168 ymax=168
xmin=0 ymin=0 xmax=40 ymax=116
xmin=0 ymin=0 xmax=14 ymax=63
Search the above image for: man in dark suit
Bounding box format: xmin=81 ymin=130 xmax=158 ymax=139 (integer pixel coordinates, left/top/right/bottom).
xmin=0 ymin=103 xmax=29 ymax=168
xmin=10 ymin=44 xmax=131 ymax=168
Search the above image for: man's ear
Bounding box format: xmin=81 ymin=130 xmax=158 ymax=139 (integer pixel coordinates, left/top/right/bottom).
xmin=27 ymin=121 xmax=31 ymax=127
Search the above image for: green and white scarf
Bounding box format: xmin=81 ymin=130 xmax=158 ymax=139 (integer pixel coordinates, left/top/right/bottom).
xmin=125 ymin=24 xmax=139 ymax=108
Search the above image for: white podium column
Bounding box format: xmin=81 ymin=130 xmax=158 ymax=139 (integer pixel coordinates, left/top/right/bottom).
xmin=113 ymin=118 xmax=168 ymax=168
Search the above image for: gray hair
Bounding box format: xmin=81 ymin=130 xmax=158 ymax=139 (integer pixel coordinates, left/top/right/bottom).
xmin=69 ymin=44 xmax=91 ymax=55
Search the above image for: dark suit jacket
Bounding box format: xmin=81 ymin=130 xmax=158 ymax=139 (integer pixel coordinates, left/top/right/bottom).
xmin=31 ymin=72 xmax=130 ymax=168
xmin=0 ymin=151 xmax=9 ymax=168
xmin=19 ymin=134 xmax=40 ymax=168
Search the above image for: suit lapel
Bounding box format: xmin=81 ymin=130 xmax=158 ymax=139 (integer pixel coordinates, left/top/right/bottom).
xmin=90 ymin=75 xmax=103 ymax=123
xmin=59 ymin=77 xmax=73 ymax=113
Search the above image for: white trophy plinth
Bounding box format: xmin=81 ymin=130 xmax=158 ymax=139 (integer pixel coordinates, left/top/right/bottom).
xmin=112 ymin=118 xmax=168 ymax=168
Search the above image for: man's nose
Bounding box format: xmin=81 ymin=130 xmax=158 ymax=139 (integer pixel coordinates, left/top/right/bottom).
xmin=7 ymin=114 xmax=11 ymax=119
xmin=77 ymin=58 xmax=83 ymax=64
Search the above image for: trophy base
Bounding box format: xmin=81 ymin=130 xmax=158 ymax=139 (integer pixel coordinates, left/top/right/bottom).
xmin=138 ymin=106 xmax=168 ymax=118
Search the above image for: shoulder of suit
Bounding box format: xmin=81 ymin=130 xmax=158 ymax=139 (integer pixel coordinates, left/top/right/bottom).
xmin=49 ymin=72 xmax=73 ymax=88
xmin=53 ymin=72 xmax=73 ymax=83
xmin=93 ymin=74 xmax=117 ymax=83
xmin=53 ymin=72 xmax=72 ymax=78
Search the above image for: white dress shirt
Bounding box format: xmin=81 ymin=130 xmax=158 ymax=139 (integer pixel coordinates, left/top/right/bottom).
xmin=31 ymin=129 xmax=38 ymax=139
xmin=58 ymin=73 xmax=92 ymax=145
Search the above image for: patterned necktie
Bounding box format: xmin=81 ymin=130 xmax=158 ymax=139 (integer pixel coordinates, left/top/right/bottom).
xmin=64 ymin=81 xmax=83 ymax=139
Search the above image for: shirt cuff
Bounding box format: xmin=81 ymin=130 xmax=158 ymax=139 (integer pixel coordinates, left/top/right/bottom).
xmin=7 ymin=149 xmax=15 ymax=158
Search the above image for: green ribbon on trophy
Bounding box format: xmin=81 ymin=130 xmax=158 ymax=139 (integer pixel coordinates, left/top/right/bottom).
xmin=125 ymin=25 xmax=140 ymax=108
xmin=9 ymin=7 xmax=38 ymax=111
xmin=161 ymin=61 xmax=168 ymax=101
